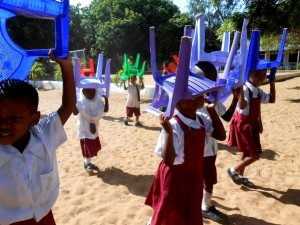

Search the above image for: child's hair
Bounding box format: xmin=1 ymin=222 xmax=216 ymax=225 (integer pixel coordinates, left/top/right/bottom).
xmin=0 ymin=79 xmax=39 ymax=111
xmin=195 ymin=61 xmax=217 ymax=81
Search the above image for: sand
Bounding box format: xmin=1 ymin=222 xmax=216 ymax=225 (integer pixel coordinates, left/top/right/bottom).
xmin=36 ymin=74 xmax=300 ymax=225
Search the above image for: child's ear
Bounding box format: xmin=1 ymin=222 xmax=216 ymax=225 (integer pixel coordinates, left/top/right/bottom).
xmin=31 ymin=111 xmax=41 ymax=126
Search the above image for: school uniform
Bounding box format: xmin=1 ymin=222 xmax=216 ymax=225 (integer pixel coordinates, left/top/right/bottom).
xmin=76 ymin=90 xmax=105 ymax=157
xmin=200 ymin=102 xmax=226 ymax=185
xmin=228 ymin=82 xmax=270 ymax=156
xmin=0 ymin=112 xmax=66 ymax=225
xmin=145 ymin=112 xmax=213 ymax=225
xmin=125 ymin=83 xmax=141 ymax=117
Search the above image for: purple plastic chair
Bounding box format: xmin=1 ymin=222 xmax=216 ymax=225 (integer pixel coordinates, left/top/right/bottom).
xmin=246 ymin=28 xmax=287 ymax=80
xmin=74 ymin=53 xmax=111 ymax=97
xmin=190 ymin=14 xmax=249 ymax=73
xmin=144 ymin=27 xmax=226 ymax=118
xmin=189 ymin=15 xmax=249 ymax=103
xmin=0 ymin=0 xmax=69 ymax=81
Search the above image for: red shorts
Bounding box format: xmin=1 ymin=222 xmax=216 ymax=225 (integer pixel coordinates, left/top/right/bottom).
xmin=126 ymin=106 xmax=141 ymax=117
xmin=80 ymin=137 xmax=101 ymax=158
xmin=11 ymin=210 xmax=55 ymax=225
xmin=203 ymin=155 xmax=217 ymax=186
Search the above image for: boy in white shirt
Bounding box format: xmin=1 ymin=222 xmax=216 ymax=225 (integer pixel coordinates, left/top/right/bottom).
xmin=0 ymin=50 xmax=75 ymax=225
xmin=123 ymin=75 xmax=144 ymax=126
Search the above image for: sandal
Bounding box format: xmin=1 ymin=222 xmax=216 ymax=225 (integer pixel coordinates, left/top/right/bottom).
xmin=240 ymin=177 xmax=255 ymax=188
xmin=227 ymin=168 xmax=242 ymax=185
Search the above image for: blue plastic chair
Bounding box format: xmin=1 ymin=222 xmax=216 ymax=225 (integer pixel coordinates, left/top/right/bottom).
xmin=245 ymin=28 xmax=287 ymax=80
xmin=0 ymin=0 xmax=69 ymax=81
xmin=144 ymin=27 xmax=226 ymax=118
xmin=74 ymin=54 xmax=111 ymax=97
xmin=190 ymin=15 xmax=249 ymax=103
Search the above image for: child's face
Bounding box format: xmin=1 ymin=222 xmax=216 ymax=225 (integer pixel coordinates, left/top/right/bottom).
xmin=129 ymin=76 xmax=137 ymax=84
xmin=82 ymin=88 xmax=96 ymax=100
xmin=176 ymin=95 xmax=205 ymax=118
xmin=0 ymin=98 xmax=40 ymax=149
xmin=249 ymin=69 xmax=267 ymax=87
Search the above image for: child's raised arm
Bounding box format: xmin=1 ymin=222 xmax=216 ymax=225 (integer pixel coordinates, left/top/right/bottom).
xmin=206 ymin=103 xmax=226 ymax=141
xmin=159 ymin=114 xmax=176 ymax=165
xmin=103 ymin=96 xmax=109 ymax=113
xmin=49 ymin=50 xmax=76 ymax=125
xmin=269 ymin=80 xmax=276 ymax=103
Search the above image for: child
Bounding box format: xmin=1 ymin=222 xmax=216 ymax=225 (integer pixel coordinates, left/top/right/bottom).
xmin=73 ymin=88 xmax=109 ymax=172
xmin=145 ymin=93 xmax=226 ymax=225
xmin=123 ymin=75 xmax=144 ymax=126
xmin=0 ymin=50 xmax=75 ymax=225
xmin=196 ymin=61 xmax=240 ymax=222
xmin=227 ymin=69 xmax=276 ymax=188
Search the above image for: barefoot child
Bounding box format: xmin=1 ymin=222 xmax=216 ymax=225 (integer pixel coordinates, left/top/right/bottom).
xmin=227 ymin=69 xmax=276 ymax=188
xmin=0 ymin=50 xmax=75 ymax=224
xmin=73 ymin=88 xmax=109 ymax=172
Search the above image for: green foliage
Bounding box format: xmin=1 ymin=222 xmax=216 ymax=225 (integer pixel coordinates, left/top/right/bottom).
xmin=81 ymin=0 xmax=192 ymax=72
xmin=29 ymin=61 xmax=46 ymax=81
xmin=54 ymin=64 xmax=62 ymax=81
xmin=112 ymin=69 xmax=124 ymax=87
xmin=187 ymin=0 xmax=244 ymax=28
xmin=216 ymin=19 xmax=236 ymax=41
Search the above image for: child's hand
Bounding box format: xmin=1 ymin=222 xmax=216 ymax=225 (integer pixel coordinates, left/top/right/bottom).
xmin=232 ymin=86 xmax=242 ymax=101
xmin=205 ymin=102 xmax=216 ymax=111
xmin=159 ymin=114 xmax=173 ymax=134
xmin=48 ymin=49 xmax=72 ymax=67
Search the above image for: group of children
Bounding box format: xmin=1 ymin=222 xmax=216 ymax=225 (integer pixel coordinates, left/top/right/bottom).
xmin=0 ymin=49 xmax=275 ymax=224
xmin=145 ymin=61 xmax=276 ymax=225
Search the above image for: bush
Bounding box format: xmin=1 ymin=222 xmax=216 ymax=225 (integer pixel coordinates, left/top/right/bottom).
xmin=111 ymin=69 xmax=124 ymax=87
xmin=54 ymin=64 xmax=62 ymax=81
xmin=29 ymin=61 xmax=46 ymax=82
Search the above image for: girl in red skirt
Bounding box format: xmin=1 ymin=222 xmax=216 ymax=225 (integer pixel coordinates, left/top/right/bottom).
xmin=145 ymin=95 xmax=226 ymax=225
xmin=227 ymin=69 xmax=276 ymax=188
xmin=74 ymin=88 xmax=109 ymax=172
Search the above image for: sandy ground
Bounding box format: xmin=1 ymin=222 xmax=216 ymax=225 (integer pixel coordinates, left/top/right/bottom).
xmin=36 ymin=73 xmax=300 ymax=225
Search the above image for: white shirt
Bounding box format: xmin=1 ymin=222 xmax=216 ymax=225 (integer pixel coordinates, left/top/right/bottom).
xmin=0 ymin=112 xmax=66 ymax=224
xmin=199 ymin=102 xmax=226 ymax=157
xmin=236 ymin=82 xmax=270 ymax=116
xmin=76 ymin=90 xmax=105 ymax=139
xmin=155 ymin=112 xmax=213 ymax=165
xmin=126 ymin=83 xmax=141 ymax=108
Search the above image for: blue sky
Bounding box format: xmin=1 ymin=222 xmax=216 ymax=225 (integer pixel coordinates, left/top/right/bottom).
xmin=70 ymin=0 xmax=188 ymax=12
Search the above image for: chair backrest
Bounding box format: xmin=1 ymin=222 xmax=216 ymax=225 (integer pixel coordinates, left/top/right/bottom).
xmin=190 ymin=14 xmax=249 ymax=72
xmin=0 ymin=0 xmax=69 ymax=81
xmin=74 ymin=54 xmax=111 ymax=97
xmin=246 ymin=28 xmax=287 ymax=78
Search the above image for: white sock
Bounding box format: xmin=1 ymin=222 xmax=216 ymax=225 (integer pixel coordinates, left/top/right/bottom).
xmin=84 ymin=158 xmax=91 ymax=164
xmin=230 ymin=166 xmax=238 ymax=175
xmin=202 ymin=189 xmax=212 ymax=211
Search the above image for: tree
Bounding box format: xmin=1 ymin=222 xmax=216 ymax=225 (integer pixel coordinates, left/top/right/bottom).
xmin=69 ymin=4 xmax=88 ymax=51
xmin=81 ymin=0 xmax=193 ymax=72
xmin=187 ymin=0 xmax=244 ymax=28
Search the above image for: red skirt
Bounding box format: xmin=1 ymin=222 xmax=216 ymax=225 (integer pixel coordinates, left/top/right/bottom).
xmin=145 ymin=162 xmax=203 ymax=225
xmin=228 ymin=113 xmax=262 ymax=156
xmin=80 ymin=137 xmax=101 ymax=158
xmin=10 ymin=210 xmax=55 ymax=225
xmin=203 ymin=155 xmax=217 ymax=186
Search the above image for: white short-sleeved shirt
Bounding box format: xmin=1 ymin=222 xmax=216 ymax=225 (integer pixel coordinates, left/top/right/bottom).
xmin=76 ymin=92 xmax=105 ymax=139
xmin=155 ymin=112 xmax=213 ymax=165
xmin=0 ymin=112 xmax=67 ymax=224
xmin=126 ymin=83 xmax=141 ymax=108
xmin=237 ymin=82 xmax=270 ymax=116
xmin=199 ymin=102 xmax=226 ymax=157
